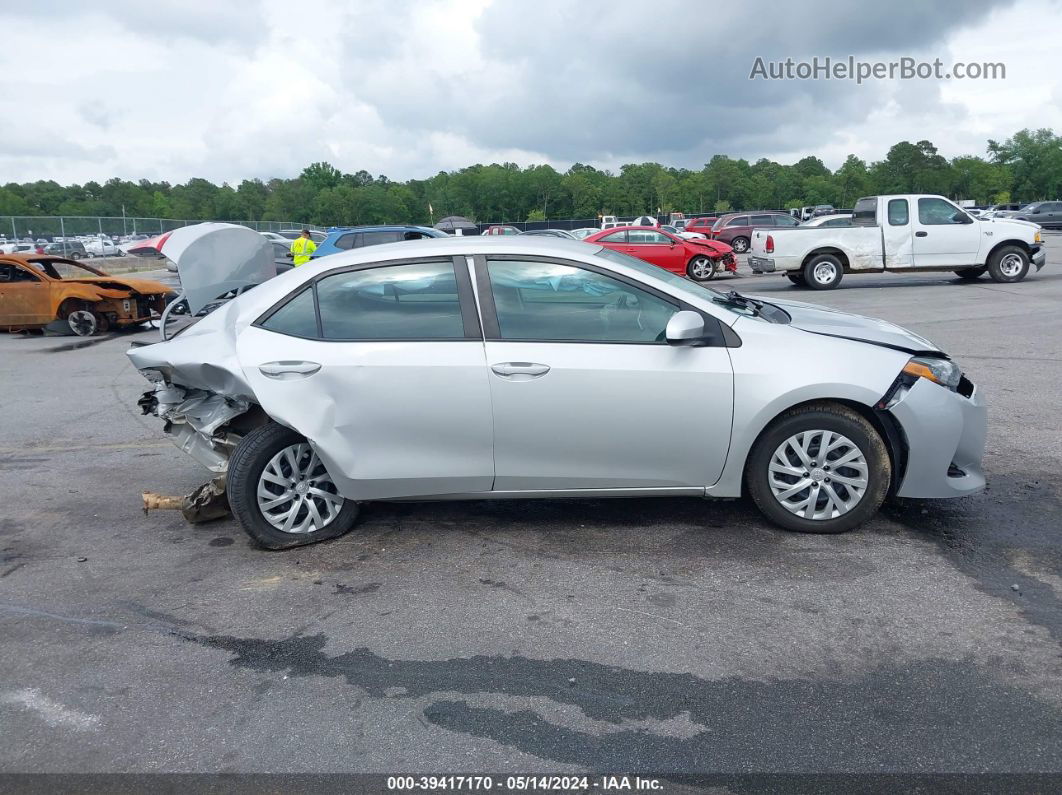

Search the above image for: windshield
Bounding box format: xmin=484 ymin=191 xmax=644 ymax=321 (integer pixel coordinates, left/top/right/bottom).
xmin=27 ymin=259 xmax=106 ymax=279
xmin=594 ymin=247 xmax=788 ymax=323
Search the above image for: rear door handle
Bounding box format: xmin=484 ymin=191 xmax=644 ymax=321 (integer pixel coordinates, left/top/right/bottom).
xmin=491 ymin=362 xmax=550 ymax=378
xmin=915 ymin=231 xmax=928 ymax=237
xmin=259 ymin=361 xmax=321 ymax=379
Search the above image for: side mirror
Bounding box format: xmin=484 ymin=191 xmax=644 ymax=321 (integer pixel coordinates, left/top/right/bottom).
xmin=665 ymin=310 xmax=707 ymax=346
xmin=1032 ymin=207 xmax=1042 ymax=214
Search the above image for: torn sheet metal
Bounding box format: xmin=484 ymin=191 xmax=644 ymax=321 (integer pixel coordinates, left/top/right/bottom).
xmin=127 ymin=300 xmax=256 ymax=399
xmin=158 ymin=223 xmax=275 ymax=314
xmin=139 ymin=380 xmax=251 ymax=472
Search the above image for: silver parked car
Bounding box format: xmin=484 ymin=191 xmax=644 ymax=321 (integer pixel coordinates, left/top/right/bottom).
xmin=129 ymin=236 xmax=986 ymax=549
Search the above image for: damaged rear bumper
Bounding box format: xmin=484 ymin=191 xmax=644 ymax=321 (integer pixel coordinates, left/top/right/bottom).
xmin=139 ymin=383 xmax=250 ymax=472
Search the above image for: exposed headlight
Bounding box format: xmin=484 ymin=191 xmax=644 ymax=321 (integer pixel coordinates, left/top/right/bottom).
xmin=902 ymin=356 xmax=962 ymax=391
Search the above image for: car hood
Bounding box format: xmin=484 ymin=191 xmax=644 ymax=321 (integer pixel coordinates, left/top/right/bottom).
xmin=764 ymin=297 xmax=944 ymax=355
xmin=685 ymin=237 xmax=733 ymax=256
xmin=63 ymin=277 xmax=171 ymax=294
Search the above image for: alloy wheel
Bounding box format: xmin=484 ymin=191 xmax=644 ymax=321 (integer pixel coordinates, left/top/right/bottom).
xmin=688 ymin=256 xmax=715 ymax=280
xmin=768 ymin=430 xmax=869 ymax=520
xmin=256 ymin=442 xmax=344 ymax=534
xmin=999 ymin=253 xmax=1024 ymax=278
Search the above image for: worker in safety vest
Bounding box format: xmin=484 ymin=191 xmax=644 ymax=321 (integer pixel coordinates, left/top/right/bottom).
xmin=290 ymin=229 xmax=317 ymax=266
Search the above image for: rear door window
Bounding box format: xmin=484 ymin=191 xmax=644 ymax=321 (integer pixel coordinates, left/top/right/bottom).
xmin=726 ymin=216 xmax=749 ymax=228
xmin=750 ymin=214 xmax=774 ymax=226
xmin=335 ymin=233 xmax=357 ymax=250
xmin=316 ymin=261 xmax=465 ymax=340
xmin=361 ymin=231 xmax=404 ymax=246
xmin=599 ymin=231 xmax=627 ymax=243
xmin=888 ymin=199 xmax=909 ymax=226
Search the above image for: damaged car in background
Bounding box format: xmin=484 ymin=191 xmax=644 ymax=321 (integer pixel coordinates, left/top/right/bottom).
xmin=129 ymin=230 xmax=987 ymax=549
xmin=0 ymin=253 xmax=173 ymax=336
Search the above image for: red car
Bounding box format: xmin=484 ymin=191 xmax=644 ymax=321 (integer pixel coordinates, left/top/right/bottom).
xmin=482 ymin=225 xmax=521 ymax=236
xmin=683 ymin=216 xmax=719 ymax=237
xmin=584 ymin=226 xmax=736 ymax=281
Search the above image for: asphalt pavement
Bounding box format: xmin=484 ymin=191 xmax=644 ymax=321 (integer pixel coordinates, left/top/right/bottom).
xmin=1 ymin=241 xmax=1061 ymax=776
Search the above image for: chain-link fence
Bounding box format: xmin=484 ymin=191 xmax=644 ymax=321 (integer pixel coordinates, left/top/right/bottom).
xmin=0 ymin=215 xmax=323 ymax=245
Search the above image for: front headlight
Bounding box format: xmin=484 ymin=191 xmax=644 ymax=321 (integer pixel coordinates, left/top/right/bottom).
xmin=1034 ymin=230 xmax=1042 ymax=243
xmin=902 ymin=356 xmax=962 ymax=391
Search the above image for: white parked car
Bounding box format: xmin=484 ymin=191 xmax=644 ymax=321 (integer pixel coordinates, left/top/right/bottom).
xmin=749 ymin=194 xmax=1046 ymax=289
xmin=800 ymin=213 xmax=854 ymax=228
xmin=84 ymin=238 xmax=122 ymax=258
xmin=130 ymin=231 xmax=986 ymax=549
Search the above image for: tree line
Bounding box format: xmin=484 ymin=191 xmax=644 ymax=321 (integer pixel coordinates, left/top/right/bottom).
xmin=1 ymin=128 xmax=1059 ymax=228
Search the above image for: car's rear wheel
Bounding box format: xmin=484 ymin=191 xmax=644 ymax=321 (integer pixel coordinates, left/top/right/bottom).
xmin=746 ymin=403 xmax=890 ymax=534
xmin=987 ymin=246 xmax=1030 ymax=283
xmin=686 ymin=255 xmax=716 ymax=281
xmin=730 ymin=236 xmax=750 ymax=253
xmin=786 ymin=272 xmax=806 ymax=286
xmin=954 ymin=267 xmax=986 ymax=280
xmin=802 ymin=254 xmax=844 ymax=290
xmin=227 ymin=423 xmax=360 ymax=549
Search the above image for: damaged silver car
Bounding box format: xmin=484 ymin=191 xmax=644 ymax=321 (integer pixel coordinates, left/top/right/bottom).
xmin=129 ymin=228 xmax=987 ymax=549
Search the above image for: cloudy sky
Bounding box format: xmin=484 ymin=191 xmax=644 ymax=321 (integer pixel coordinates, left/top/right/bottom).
xmin=2 ymin=0 xmax=1060 ymax=185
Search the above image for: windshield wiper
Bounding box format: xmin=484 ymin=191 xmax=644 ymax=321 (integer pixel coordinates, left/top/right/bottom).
xmin=713 ymin=289 xmax=765 ymax=313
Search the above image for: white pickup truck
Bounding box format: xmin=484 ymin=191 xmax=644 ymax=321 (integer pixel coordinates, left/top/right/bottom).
xmin=748 ymin=194 xmax=1046 ymax=289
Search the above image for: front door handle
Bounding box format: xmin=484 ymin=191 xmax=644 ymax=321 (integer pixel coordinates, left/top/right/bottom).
xmin=259 ymin=361 xmax=321 ymax=379
xmin=491 ymin=362 xmax=550 ymax=378
xmin=915 ymin=231 xmax=928 ymax=237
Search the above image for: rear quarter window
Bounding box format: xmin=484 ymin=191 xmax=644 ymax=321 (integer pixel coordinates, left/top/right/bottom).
xmin=852 ymin=198 xmax=878 ymax=226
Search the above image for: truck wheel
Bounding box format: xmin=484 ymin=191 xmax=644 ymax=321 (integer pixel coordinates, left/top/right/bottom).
xmin=731 ymin=236 xmax=750 ymax=253
xmin=954 ymin=267 xmax=986 ymax=281
xmin=802 ymin=254 xmax=844 ymax=290
xmin=786 ymin=273 xmax=806 ymax=286
xmin=987 ymin=246 xmax=1030 ymax=283
xmin=227 ymin=423 xmax=360 ymax=550
xmin=686 ymin=255 xmax=716 ymax=281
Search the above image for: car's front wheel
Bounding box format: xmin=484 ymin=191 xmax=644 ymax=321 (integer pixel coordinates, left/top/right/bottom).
xmin=227 ymin=423 xmax=360 ymax=549
xmin=746 ymin=403 xmax=890 ymax=534
xmin=686 ymin=255 xmax=716 ymax=281
xmin=987 ymin=245 xmax=1030 ymax=283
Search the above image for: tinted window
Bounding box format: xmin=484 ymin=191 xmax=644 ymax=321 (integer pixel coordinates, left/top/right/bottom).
xmin=918 ymin=198 xmax=965 ymax=225
xmin=335 ymin=233 xmax=356 ymax=250
xmin=750 ymin=214 xmax=774 ymax=226
xmin=599 ymin=231 xmax=627 ymax=243
xmin=852 ymin=198 xmax=877 ymax=226
xmin=888 ymin=199 xmax=909 ymax=226
xmin=774 ymin=215 xmax=799 ymax=227
xmin=261 ymin=287 xmax=318 ymax=338
xmin=823 ymin=217 xmax=852 ymax=227
xmin=486 ymin=259 xmax=676 ymax=343
xmin=361 ymin=231 xmax=404 ymax=246
xmin=317 ymin=261 xmax=464 ymax=340
xmin=725 ymin=216 xmax=750 ymax=228
xmin=628 ymin=230 xmax=670 ymax=244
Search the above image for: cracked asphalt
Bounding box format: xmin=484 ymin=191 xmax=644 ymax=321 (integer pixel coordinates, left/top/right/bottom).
xmin=1 ymin=241 xmax=1061 ymax=776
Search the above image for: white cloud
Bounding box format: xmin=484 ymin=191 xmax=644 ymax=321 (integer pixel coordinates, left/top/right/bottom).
xmin=0 ymin=0 xmax=1059 ymax=185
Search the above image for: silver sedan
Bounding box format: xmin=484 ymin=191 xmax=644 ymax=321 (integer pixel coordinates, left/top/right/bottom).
xmin=129 ymin=236 xmax=986 ymax=549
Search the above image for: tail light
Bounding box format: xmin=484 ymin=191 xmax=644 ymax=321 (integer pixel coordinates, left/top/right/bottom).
xmin=765 ymin=235 xmax=774 ymax=254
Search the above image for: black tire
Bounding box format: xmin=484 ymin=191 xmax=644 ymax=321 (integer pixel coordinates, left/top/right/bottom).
xmin=954 ymin=267 xmax=986 ymax=281
xmin=745 ymin=402 xmax=890 ymax=534
xmin=686 ymin=255 xmax=716 ymax=281
xmin=786 ymin=272 xmax=806 ymax=286
xmin=986 ymin=245 xmax=1030 ymax=283
xmin=227 ymin=423 xmax=360 ymax=550
xmin=730 ymin=236 xmax=750 ymax=253
xmin=802 ymin=253 xmax=844 ymax=290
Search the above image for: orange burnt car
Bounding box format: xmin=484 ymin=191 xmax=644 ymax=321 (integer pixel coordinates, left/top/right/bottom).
xmin=0 ymin=253 xmax=174 ymax=336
